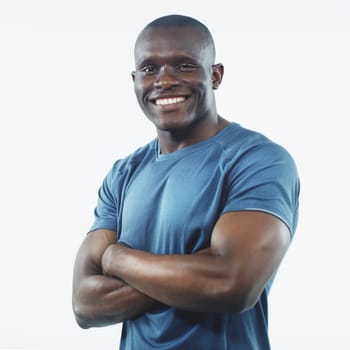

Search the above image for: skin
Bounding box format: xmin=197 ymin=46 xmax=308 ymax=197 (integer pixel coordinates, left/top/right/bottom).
xmin=72 ymin=229 xmax=156 ymax=328
xmin=132 ymin=26 xmax=227 ymax=153
xmin=72 ymin=24 xmax=291 ymax=328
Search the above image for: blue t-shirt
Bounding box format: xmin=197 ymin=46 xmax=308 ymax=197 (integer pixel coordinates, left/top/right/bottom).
xmin=90 ymin=122 xmax=300 ymax=350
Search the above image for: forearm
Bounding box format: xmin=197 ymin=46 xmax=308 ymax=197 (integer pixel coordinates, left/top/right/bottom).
xmin=73 ymin=274 xmax=156 ymax=328
xmin=102 ymin=245 xmax=238 ymax=313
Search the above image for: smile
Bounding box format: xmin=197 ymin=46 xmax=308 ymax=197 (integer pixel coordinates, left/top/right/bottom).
xmin=155 ymin=97 xmax=186 ymax=106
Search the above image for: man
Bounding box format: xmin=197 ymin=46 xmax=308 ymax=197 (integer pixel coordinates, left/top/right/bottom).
xmin=72 ymin=14 xmax=300 ymax=350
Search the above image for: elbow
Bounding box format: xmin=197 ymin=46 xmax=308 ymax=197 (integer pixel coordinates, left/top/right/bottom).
xmin=72 ymin=296 xmax=124 ymax=328
xmin=72 ymin=298 xmax=95 ymax=329
xmin=230 ymin=293 xmax=260 ymax=313
xmin=73 ymin=303 xmax=90 ymax=329
xmin=75 ymin=316 xmax=91 ymax=329
xmin=224 ymin=293 xmax=260 ymax=314
xmin=218 ymin=281 xmax=262 ymax=314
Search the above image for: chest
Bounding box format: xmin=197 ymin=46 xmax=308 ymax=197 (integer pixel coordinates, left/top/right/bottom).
xmin=119 ymin=154 xmax=228 ymax=254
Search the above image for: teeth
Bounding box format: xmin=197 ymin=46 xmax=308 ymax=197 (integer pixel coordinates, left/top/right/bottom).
xmin=155 ymin=97 xmax=185 ymax=106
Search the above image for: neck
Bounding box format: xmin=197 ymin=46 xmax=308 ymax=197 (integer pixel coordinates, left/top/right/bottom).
xmin=157 ymin=115 xmax=229 ymax=154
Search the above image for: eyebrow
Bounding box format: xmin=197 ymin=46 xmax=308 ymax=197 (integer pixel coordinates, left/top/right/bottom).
xmin=136 ymin=54 xmax=200 ymax=68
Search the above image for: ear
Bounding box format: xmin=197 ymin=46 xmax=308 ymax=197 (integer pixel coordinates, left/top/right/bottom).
xmin=131 ymin=71 xmax=136 ymax=82
xmin=212 ymin=63 xmax=224 ymax=90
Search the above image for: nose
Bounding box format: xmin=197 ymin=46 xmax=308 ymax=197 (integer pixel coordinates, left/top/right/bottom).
xmin=154 ymin=65 xmax=180 ymax=90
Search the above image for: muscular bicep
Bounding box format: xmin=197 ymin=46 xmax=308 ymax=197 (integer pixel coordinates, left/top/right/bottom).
xmin=210 ymin=211 xmax=291 ymax=307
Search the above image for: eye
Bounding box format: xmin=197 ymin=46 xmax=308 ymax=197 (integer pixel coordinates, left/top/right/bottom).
xmin=177 ymin=64 xmax=198 ymax=72
xmin=140 ymin=65 xmax=158 ymax=75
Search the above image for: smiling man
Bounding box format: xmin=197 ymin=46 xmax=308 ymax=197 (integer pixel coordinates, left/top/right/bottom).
xmin=72 ymin=15 xmax=300 ymax=350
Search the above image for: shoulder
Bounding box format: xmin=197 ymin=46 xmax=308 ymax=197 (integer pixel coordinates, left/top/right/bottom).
xmin=216 ymin=123 xmax=298 ymax=173
xmin=107 ymin=139 xmax=156 ymax=180
xmin=94 ymin=139 xmax=156 ymax=217
xmin=218 ymin=124 xmax=300 ymax=236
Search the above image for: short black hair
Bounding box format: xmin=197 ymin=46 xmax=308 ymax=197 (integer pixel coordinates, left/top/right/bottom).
xmin=146 ymin=14 xmax=212 ymax=35
xmin=139 ymin=14 xmax=216 ymax=60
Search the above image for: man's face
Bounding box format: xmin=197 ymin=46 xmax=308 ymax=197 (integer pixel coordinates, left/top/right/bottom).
xmin=132 ymin=26 xmax=217 ymax=133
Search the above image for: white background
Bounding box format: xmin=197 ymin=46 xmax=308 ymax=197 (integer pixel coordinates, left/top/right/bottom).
xmin=1 ymin=1 xmax=349 ymax=349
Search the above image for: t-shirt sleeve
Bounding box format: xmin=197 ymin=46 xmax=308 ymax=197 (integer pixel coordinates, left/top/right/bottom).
xmin=89 ymin=162 xmax=121 ymax=233
xmin=222 ymin=143 xmax=300 ymax=237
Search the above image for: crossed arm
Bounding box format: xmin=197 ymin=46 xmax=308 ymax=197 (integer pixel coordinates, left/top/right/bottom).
xmin=72 ymin=211 xmax=290 ymax=329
